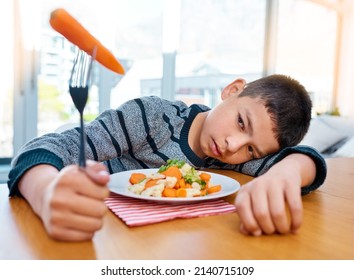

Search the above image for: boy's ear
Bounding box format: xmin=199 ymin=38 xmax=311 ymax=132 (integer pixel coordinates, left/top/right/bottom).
xmin=221 ymin=79 xmax=246 ymax=100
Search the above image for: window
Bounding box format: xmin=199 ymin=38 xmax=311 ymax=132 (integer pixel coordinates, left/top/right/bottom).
xmin=275 ymin=0 xmax=338 ymax=114
xmin=0 ymin=1 xmax=14 ymax=161
xmin=0 ymin=0 xmax=164 ymax=181
xmin=139 ymin=0 xmax=266 ymax=107
xmin=1 ymin=0 xmax=351 ymax=182
xmin=22 ymin=0 xmax=163 ymax=142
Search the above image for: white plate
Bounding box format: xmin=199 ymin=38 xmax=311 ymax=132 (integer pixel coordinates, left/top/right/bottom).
xmin=108 ymin=168 xmax=240 ymax=203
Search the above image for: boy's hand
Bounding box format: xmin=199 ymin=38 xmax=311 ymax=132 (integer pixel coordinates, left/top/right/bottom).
xmin=235 ymin=154 xmax=316 ymax=236
xmin=18 ymin=161 xmax=110 ymax=241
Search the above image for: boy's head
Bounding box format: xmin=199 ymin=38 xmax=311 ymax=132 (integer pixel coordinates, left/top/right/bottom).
xmin=238 ymin=74 xmax=312 ymax=148
xmin=196 ymin=74 xmax=312 ymax=164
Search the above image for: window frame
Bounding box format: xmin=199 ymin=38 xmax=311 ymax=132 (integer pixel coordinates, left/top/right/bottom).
xmin=1 ymin=0 xmax=350 ymax=178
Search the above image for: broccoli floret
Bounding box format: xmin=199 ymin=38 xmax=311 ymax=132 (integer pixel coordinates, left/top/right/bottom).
xmin=158 ymin=159 xmax=186 ymax=173
xmin=183 ymin=167 xmax=206 ymax=189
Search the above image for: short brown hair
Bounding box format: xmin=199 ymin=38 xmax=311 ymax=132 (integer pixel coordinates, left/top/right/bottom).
xmin=239 ymin=74 xmax=312 ymax=148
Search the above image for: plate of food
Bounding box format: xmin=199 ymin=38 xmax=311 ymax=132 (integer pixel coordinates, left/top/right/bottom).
xmin=108 ymin=159 xmax=240 ymax=203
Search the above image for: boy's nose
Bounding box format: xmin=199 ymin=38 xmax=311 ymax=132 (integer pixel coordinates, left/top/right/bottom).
xmin=226 ymin=135 xmax=249 ymax=153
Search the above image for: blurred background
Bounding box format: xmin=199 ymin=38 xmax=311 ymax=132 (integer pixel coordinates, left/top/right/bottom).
xmin=1 ymin=0 xmax=353 ymax=180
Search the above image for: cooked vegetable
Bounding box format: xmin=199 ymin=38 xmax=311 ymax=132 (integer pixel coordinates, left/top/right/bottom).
xmin=183 ymin=167 xmax=206 ymax=189
xmin=158 ymin=159 xmax=186 ymax=172
xmin=176 ymin=188 xmax=187 ymax=197
xmin=50 ymin=8 xmax=125 ymax=74
xmin=207 ymin=185 xmax=222 ymax=194
xmin=200 ymin=172 xmax=211 ymax=182
xmin=160 ymin=166 xmax=182 ymax=180
xmin=162 ymin=188 xmax=177 ymax=197
xmin=177 ymin=178 xmax=186 ymax=188
xmin=127 ymin=159 xmax=222 ymax=198
xmin=144 ymin=179 xmax=160 ymax=189
xmin=129 ymin=173 xmax=146 ymax=185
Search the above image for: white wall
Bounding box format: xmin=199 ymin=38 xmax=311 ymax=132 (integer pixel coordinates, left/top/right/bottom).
xmin=336 ymin=2 xmax=354 ymax=117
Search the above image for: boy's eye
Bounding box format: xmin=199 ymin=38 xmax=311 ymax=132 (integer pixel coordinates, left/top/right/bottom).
xmin=248 ymin=146 xmax=255 ymax=159
xmin=238 ymin=114 xmax=244 ymax=129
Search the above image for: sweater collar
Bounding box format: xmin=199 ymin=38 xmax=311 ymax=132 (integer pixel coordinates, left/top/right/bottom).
xmin=179 ymin=104 xmax=210 ymax=168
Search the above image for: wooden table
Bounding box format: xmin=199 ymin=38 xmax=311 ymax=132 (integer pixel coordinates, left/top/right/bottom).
xmin=1 ymin=157 xmax=353 ymax=260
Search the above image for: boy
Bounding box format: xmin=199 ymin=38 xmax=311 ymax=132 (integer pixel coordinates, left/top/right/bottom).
xmin=7 ymin=74 xmax=327 ymax=241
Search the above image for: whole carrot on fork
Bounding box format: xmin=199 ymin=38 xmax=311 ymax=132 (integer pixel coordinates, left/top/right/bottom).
xmin=50 ymin=8 xmax=125 ymax=75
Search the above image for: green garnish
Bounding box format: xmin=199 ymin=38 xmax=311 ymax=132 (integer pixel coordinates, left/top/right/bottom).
xmin=158 ymin=159 xmax=186 ymax=172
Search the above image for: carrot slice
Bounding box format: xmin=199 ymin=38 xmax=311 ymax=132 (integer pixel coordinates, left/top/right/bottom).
xmin=129 ymin=173 xmax=146 ymax=185
xmin=160 ymin=166 xmax=182 ymax=180
xmin=200 ymin=189 xmax=207 ymax=196
xmin=49 ymin=8 xmax=125 ymax=74
xmin=207 ymin=185 xmax=222 ymax=194
xmin=162 ymin=188 xmax=177 ymax=197
xmin=144 ymin=179 xmax=159 ymax=189
xmin=200 ymin=172 xmax=211 ymax=182
xmin=178 ymin=178 xmax=186 ymax=189
xmin=176 ymin=188 xmax=187 ymax=197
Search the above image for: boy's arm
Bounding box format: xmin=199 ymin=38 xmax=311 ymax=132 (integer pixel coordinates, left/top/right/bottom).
xmin=17 ymin=161 xmax=110 ymax=241
xmin=234 ymin=145 xmax=327 ymax=194
xmin=7 ymin=97 xmax=162 ymax=197
xmin=235 ymin=148 xmax=326 ymax=236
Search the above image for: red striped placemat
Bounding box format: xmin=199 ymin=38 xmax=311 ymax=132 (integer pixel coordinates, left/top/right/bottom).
xmin=105 ymin=192 xmax=236 ymax=226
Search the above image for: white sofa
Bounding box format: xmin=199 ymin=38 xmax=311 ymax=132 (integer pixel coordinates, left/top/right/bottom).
xmin=300 ymin=115 xmax=354 ymax=158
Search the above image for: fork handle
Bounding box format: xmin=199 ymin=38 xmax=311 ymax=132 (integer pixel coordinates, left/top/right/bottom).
xmin=79 ymin=112 xmax=86 ymax=168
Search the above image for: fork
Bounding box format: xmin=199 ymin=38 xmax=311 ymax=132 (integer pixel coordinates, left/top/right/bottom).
xmin=69 ymin=48 xmax=96 ymax=168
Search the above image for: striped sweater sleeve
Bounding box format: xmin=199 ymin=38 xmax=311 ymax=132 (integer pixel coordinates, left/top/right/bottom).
xmin=7 ymin=98 xmax=161 ymax=196
xmin=229 ymin=145 xmax=327 ymax=195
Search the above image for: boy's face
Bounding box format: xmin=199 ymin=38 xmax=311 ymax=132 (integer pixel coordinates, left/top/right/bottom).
xmin=198 ymin=82 xmax=280 ymax=164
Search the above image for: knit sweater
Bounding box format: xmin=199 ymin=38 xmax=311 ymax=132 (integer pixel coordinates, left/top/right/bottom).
xmin=7 ymin=96 xmax=327 ymax=196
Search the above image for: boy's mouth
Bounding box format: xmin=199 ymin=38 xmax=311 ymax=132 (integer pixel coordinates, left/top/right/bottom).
xmin=210 ymin=139 xmax=222 ymax=157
